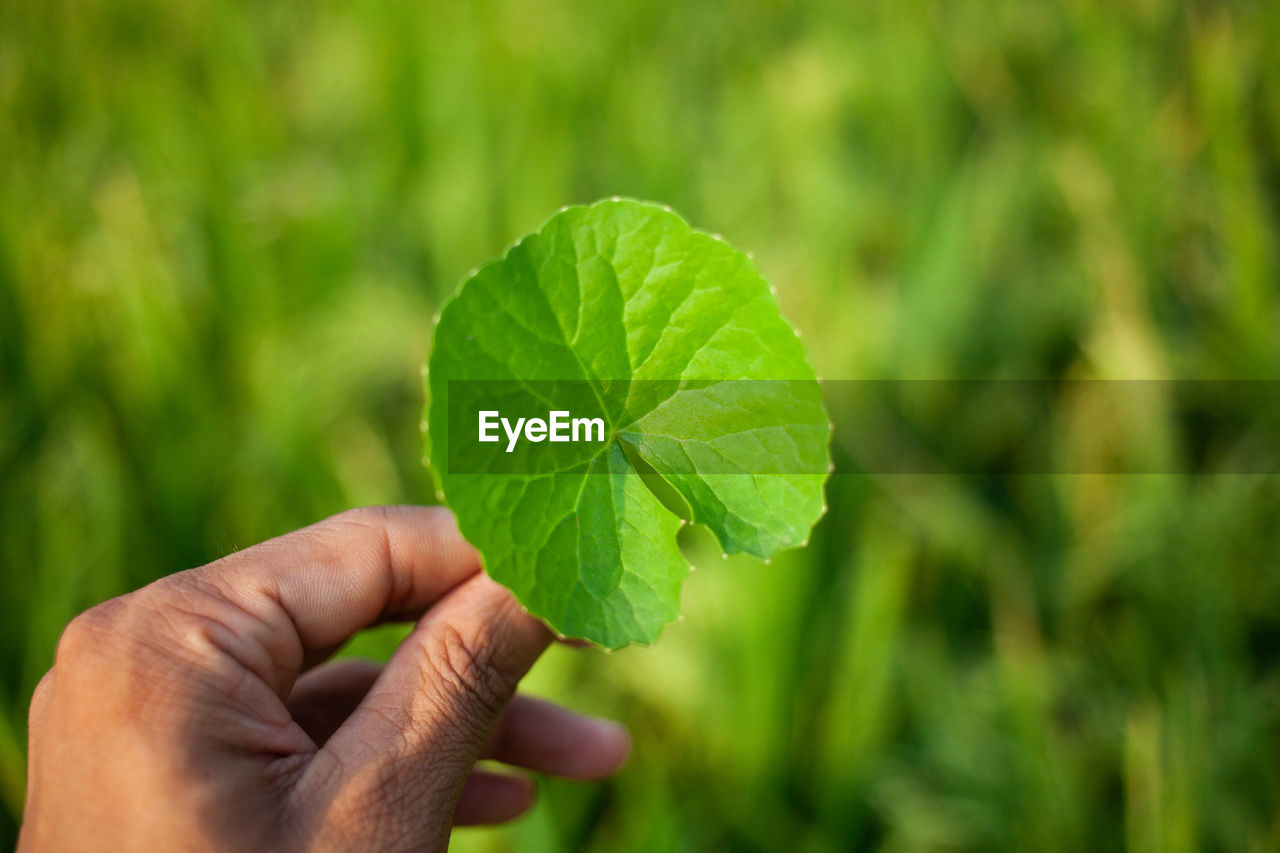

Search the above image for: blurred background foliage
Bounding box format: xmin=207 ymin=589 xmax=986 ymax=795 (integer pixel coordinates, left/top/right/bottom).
xmin=3 ymin=0 xmax=1280 ymax=849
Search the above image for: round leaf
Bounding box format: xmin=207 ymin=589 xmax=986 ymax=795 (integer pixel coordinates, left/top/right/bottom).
xmin=427 ymin=199 xmax=830 ymax=647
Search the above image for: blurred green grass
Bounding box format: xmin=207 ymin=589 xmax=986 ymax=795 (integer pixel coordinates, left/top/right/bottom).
xmin=3 ymin=0 xmax=1280 ymax=849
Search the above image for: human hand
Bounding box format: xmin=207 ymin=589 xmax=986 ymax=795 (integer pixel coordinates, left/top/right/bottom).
xmin=19 ymin=506 xmax=630 ymax=851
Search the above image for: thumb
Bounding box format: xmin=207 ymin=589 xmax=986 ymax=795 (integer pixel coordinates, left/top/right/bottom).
xmin=301 ymin=572 xmax=551 ymax=848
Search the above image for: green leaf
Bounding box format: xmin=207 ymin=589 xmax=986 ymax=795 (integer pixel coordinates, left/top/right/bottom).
xmin=426 ymin=199 xmax=830 ymax=647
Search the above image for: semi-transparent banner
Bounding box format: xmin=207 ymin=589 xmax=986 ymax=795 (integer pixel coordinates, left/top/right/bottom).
xmin=433 ymin=379 xmax=1280 ymax=475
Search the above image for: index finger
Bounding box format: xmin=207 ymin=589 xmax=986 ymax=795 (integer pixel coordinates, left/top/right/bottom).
xmin=188 ymin=505 xmax=484 ymax=686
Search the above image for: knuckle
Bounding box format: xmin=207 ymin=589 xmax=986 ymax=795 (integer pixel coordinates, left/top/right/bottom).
xmin=55 ymin=600 xmax=127 ymax=667
xmin=27 ymin=670 xmax=56 ymax=729
xmin=423 ymin=623 xmax=515 ymax=721
xmin=54 ymin=578 xmax=232 ymax=677
xmin=30 ymin=670 xmax=54 ymax=706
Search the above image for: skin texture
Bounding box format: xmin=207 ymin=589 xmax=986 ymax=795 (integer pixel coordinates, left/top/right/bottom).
xmin=18 ymin=506 xmax=631 ymax=852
